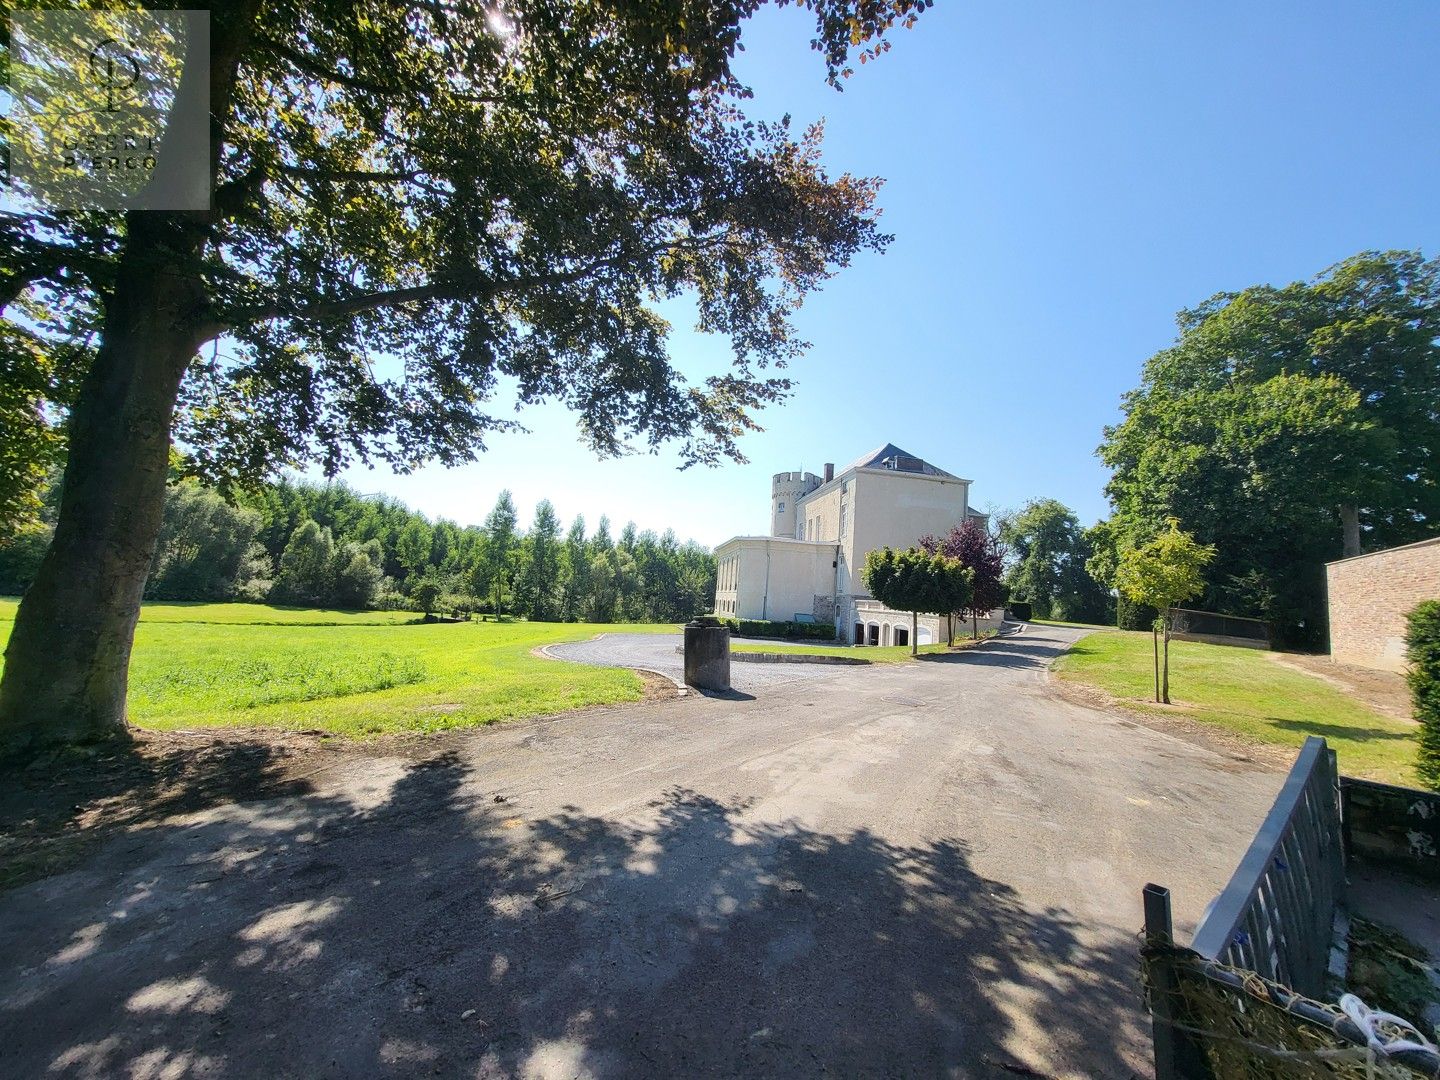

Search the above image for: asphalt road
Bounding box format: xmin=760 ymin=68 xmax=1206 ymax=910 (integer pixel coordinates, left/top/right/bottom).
xmin=0 ymin=625 xmax=1282 ymax=1079
xmin=547 ymin=632 xmax=838 ymax=691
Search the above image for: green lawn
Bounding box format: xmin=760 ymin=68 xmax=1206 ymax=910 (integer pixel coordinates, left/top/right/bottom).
xmin=1052 ymin=630 xmax=1419 ymax=785
xmin=0 ymin=599 xmax=678 ymax=737
xmin=1031 ymin=618 xmax=1117 ymax=631
xmin=732 ymin=635 xmax=992 ymax=664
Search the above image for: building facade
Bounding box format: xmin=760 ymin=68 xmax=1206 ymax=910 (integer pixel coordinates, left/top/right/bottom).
xmin=714 ymin=443 xmax=999 ymax=645
xmin=1326 ymin=536 xmax=1440 ymax=672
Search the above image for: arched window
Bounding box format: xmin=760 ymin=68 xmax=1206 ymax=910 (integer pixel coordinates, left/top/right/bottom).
xmin=867 ymin=623 xmax=879 ymax=646
xmin=893 ymin=627 xmax=909 ymax=647
xmin=854 ymin=622 xmax=865 ymax=645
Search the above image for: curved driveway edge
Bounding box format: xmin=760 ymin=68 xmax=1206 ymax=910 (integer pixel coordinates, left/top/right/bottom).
xmin=535 ymin=634 xmax=689 ymax=693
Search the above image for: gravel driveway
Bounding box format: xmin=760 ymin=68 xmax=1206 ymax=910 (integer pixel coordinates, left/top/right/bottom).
xmin=546 ymin=632 xmax=834 ymax=692
xmin=0 ymin=624 xmax=1283 ymax=1079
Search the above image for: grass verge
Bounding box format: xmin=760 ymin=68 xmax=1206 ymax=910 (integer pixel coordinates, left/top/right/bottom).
xmin=0 ymin=599 xmax=679 ymax=737
xmin=731 ymin=634 xmax=993 ymax=664
xmin=1031 ymin=618 xmax=1116 ymax=631
xmin=1052 ymin=630 xmax=1419 ymax=785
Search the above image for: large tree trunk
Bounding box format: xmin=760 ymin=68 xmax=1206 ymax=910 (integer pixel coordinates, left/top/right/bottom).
xmin=1339 ymin=503 xmax=1361 ymax=559
xmin=0 ymin=5 xmax=255 ymax=759
xmin=0 ymin=219 xmax=207 ymax=756
xmin=911 ymin=611 xmax=918 ymax=656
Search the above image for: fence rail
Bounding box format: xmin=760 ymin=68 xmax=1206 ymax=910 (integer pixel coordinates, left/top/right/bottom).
xmin=1169 ymin=606 xmax=1271 ymax=645
xmin=1188 ymin=735 xmax=1342 ymax=996
xmin=1143 ymin=736 xmax=1358 ymax=1079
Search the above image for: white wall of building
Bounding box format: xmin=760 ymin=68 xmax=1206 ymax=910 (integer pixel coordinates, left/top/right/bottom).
xmin=713 ymin=537 xmax=837 ymax=622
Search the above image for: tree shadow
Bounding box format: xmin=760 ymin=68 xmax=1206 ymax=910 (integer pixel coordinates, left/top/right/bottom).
xmin=0 ymin=752 xmax=1150 ymax=1078
xmin=0 ymin=733 xmax=320 ymax=891
xmin=920 ymin=639 xmax=1068 ymax=670
xmin=1269 ymin=717 xmax=1415 ymax=743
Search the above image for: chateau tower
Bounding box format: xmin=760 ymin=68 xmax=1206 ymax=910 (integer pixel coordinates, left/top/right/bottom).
xmin=770 ymin=471 xmax=821 ymax=537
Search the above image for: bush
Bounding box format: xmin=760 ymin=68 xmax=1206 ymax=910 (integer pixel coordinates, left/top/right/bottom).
xmin=1007 ymin=601 xmax=1032 ymax=621
xmin=1406 ymin=600 xmax=1440 ymax=792
xmin=1116 ymin=594 xmax=1158 ymax=631
xmin=714 ymin=617 xmax=836 ymax=641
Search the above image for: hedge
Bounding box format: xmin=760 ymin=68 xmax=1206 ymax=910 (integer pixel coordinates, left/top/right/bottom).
xmin=1406 ymin=600 xmax=1440 ymax=792
xmin=713 ymin=617 xmax=837 ymax=641
xmin=1117 ymin=594 xmax=1159 ymax=632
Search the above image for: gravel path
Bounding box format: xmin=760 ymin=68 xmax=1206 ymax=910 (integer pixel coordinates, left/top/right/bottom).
xmin=0 ymin=624 xmax=1283 ymax=1079
xmin=546 ymin=632 xmax=835 ymax=692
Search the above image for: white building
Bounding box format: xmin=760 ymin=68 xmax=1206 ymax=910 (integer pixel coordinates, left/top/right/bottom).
xmin=713 ymin=443 xmax=999 ymax=646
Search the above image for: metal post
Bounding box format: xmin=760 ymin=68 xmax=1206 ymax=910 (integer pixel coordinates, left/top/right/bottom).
xmin=1143 ymin=884 xmax=1213 ymax=1080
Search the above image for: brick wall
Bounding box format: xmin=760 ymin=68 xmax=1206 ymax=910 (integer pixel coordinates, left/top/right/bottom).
xmin=1326 ymin=536 xmax=1440 ymax=671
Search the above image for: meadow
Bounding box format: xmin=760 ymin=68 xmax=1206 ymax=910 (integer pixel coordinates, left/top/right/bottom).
xmin=0 ymin=600 xmax=677 ymax=737
xmin=1052 ymin=630 xmax=1420 ymax=785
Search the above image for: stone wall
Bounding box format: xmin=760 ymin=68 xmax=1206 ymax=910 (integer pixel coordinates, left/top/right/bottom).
xmin=1326 ymin=536 xmax=1440 ymax=672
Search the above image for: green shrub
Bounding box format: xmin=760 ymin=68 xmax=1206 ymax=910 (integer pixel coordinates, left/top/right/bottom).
xmin=716 ymin=617 xmax=836 ymax=641
xmin=1406 ymin=600 xmax=1440 ymax=791
xmin=1116 ymin=594 xmax=1158 ymax=631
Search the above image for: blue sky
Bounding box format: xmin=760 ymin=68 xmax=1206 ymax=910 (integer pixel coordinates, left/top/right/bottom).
xmin=321 ymin=0 xmax=1440 ymax=546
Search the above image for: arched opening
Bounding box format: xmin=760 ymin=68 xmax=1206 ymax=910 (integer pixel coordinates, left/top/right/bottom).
xmin=893 ymin=626 xmax=909 ymax=647
xmin=866 ymin=623 xmax=879 ymax=646
xmin=917 ymin=626 xmax=933 ymax=645
xmin=853 ymin=622 xmax=865 ymax=645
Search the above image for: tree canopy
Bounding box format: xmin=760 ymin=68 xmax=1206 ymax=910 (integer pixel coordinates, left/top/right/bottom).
xmin=0 ymin=0 xmax=934 ymax=754
xmin=1099 ymin=251 xmax=1440 ymax=645
xmin=862 ymin=546 xmax=972 ymax=654
xmin=998 ymin=498 xmax=1110 ymax=623
xmin=920 ymin=518 xmax=1007 ymax=638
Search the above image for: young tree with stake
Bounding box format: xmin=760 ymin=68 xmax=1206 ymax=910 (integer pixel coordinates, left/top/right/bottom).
xmin=1114 ymin=520 xmax=1215 ymax=704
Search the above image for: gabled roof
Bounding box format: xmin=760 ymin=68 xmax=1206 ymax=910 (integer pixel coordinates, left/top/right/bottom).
xmin=839 ymin=443 xmax=957 ymax=479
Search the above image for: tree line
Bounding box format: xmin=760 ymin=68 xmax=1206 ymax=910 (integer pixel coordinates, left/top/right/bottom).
xmin=0 ymin=474 xmax=716 ymax=625
xmin=983 ymin=251 xmax=1440 ymax=648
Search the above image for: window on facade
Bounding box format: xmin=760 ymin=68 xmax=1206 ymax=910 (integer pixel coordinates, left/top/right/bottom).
xmin=777 ymin=500 xmax=785 ymax=512
xmin=798 ymin=521 xmax=805 ymax=540
xmin=839 ymin=506 xmax=847 ymax=535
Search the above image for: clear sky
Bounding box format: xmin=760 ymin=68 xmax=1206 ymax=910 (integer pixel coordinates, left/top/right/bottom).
xmin=318 ymin=0 xmax=1440 ymax=547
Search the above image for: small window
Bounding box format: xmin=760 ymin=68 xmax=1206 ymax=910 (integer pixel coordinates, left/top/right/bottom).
xmin=798 ymin=521 xmax=805 ymax=540
xmin=777 ymin=500 xmax=785 ymax=512
xmin=839 ymin=507 xmax=848 ymax=535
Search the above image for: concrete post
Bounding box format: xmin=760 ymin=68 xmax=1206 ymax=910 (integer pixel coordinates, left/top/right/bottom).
xmin=683 ymin=617 xmax=731 ymax=691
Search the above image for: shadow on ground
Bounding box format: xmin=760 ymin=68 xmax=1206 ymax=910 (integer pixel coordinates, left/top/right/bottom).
xmin=920 ymin=638 xmax=1072 ymax=671
xmin=0 ymin=733 xmax=321 ymax=891
xmin=1 ymin=751 xmax=1148 ymax=1078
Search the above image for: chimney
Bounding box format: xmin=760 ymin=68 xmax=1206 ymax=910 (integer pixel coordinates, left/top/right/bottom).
xmin=823 ymin=462 xmax=834 ymax=483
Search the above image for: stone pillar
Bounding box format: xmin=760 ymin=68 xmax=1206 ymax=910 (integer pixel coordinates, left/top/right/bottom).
xmin=683 ymin=617 xmax=731 ymax=691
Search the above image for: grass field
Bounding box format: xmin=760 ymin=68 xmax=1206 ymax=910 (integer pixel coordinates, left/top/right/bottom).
xmin=0 ymin=599 xmax=678 ymax=737
xmin=1052 ymin=630 xmax=1419 ymax=785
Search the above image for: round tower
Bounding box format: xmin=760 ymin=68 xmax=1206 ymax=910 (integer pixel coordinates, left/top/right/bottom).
xmin=771 ymin=471 xmax=821 ymax=537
